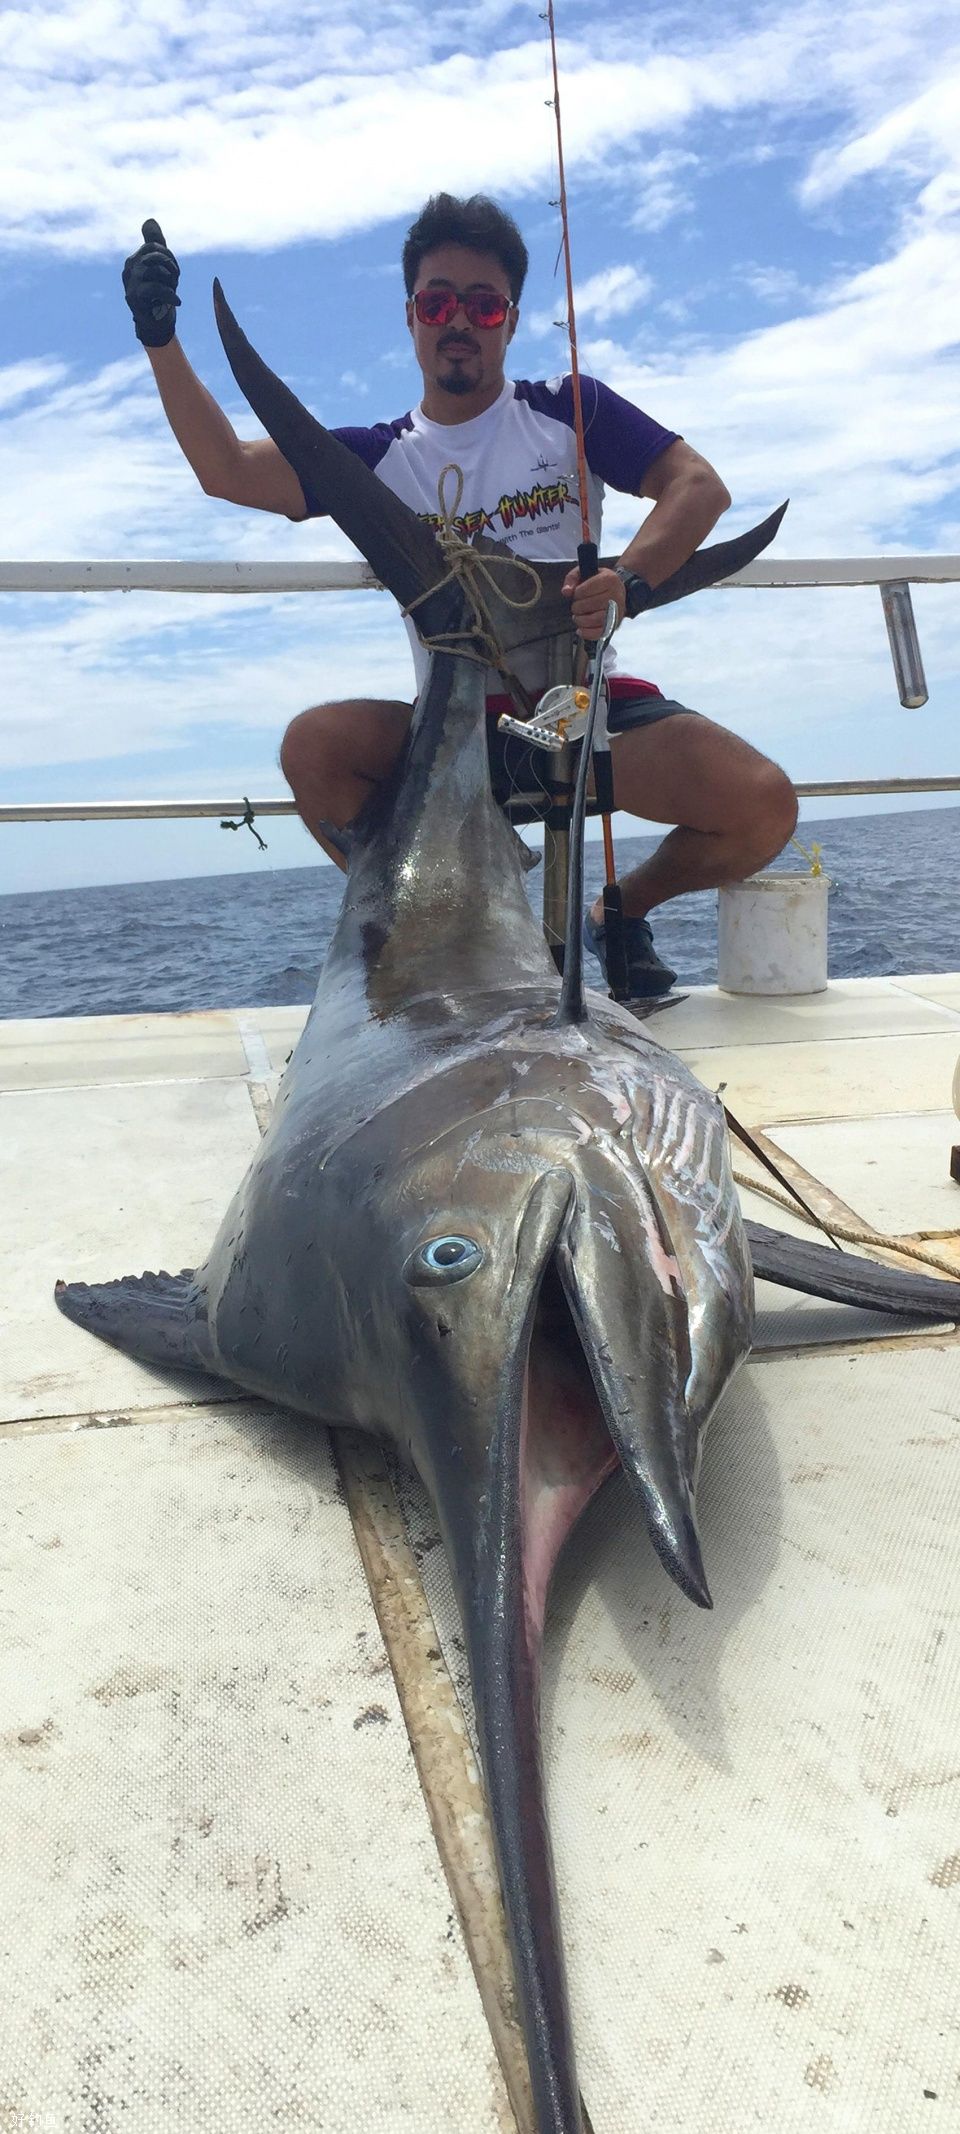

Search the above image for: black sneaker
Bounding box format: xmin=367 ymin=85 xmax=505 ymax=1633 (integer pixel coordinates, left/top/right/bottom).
xmin=583 ymin=908 xmax=677 ymax=998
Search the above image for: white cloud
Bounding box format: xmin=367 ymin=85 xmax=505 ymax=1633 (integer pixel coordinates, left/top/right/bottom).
xmin=528 ymin=264 xmax=652 ymax=338
xmin=584 ymin=208 xmax=960 ymax=556
xmin=0 ymin=358 xmax=69 ymax=412
xmin=0 ymin=354 xmax=368 ymax=562
xmin=1 ymin=0 xmax=954 ymax=258
xmin=802 ymin=70 xmax=960 ymax=208
xmin=627 ymin=149 xmax=699 ymax=233
xmin=739 ymin=264 xmax=808 ymax=307
xmin=0 ymin=587 xmax=412 ymax=778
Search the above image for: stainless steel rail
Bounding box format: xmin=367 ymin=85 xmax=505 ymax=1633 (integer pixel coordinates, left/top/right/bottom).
xmin=1 ymin=558 xmax=959 ymax=593
xmin=4 ymin=552 xmax=955 ymax=714
xmin=3 ymin=777 xmax=959 ymax=825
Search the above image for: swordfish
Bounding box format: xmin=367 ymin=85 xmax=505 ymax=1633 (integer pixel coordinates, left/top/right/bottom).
xmin=53 ymin=292 xmax=921 ymax=2132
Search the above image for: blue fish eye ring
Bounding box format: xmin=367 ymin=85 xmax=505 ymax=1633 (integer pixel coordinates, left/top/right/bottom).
xmin=404 ymin=1236 xmax=484 ymax=1285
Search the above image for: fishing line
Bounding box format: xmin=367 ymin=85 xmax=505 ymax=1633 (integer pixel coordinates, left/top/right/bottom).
xmin=542 ymin=0 xmax=628 ymax=997
xmin=543 ymin=0 xmax=592 ymax=556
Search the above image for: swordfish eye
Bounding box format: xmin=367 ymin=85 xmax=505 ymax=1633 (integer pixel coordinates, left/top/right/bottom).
xmin=403 ymin=1235 xmax=484 ymax=1286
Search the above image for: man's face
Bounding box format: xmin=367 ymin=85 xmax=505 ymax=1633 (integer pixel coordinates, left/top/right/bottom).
xmin=407 ymin=243 xmax=518 ymax=403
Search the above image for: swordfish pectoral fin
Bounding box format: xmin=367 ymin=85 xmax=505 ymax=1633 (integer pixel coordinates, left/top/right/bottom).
xmin=55 ymin=1267 xmax=220 ymax=1379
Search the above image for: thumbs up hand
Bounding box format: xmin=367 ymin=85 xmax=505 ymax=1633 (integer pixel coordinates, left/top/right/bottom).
xmin=122 ymin=220 xmax=181 ymax=347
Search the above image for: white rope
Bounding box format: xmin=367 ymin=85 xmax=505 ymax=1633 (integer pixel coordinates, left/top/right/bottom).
xmin=404 ymin=464 xmax=542 ymax=686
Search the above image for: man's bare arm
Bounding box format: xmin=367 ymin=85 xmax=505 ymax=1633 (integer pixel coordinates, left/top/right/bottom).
xmin=146 ymin=339 xmax=310 ymax=519
xmin=618 ymin=439 xmax=731 ymax=588
xmin=564 ymin=438 xmax=730 ymax=638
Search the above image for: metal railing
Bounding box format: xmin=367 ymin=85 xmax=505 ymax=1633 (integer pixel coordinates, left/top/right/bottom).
xmin=2 ymin=555 xmax=958 ymax=593
xmin=3 ymin=776 xmax=960 ymax=828
xmin=2 ymin=554 xmax=958 ymax=826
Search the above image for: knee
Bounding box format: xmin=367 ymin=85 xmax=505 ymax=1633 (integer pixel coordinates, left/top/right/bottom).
xmin=279 ymin=703 xmax=337 ymax=785
xmin=743 ymin=764 xmax=798 ymax=866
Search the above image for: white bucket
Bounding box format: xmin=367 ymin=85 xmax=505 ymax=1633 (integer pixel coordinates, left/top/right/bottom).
xmin=717 ymin=871 xmax=830 ymax=996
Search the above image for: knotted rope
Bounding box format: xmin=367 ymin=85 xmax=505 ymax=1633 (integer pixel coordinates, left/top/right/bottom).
xmin=220 ymin=796 xmax=267 ymax=850
xmin=404 ymin=464 xmax=543 ymax=704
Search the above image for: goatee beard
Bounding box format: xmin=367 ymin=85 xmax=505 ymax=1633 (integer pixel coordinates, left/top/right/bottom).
xmin=438 ymin=369 xmax=475 ymax=395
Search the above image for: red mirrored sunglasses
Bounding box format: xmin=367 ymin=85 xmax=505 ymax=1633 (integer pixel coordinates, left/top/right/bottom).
xmin=413 ymin=286 xmax=511 ymax=329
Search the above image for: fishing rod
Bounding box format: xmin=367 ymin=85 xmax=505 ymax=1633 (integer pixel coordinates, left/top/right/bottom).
xmin=543 ymin=0 xmax=629 ymax=999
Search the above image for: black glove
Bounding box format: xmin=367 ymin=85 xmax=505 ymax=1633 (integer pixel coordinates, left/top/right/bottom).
xmin=122 ymin=219 xmax=181 ymax=347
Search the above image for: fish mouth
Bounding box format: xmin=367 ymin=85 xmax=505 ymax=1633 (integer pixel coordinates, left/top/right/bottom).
xmin=511 ymin=1229 xmax=711 ymax=1680
xmin=517 ymin=1252 xmax=621 ymax=1650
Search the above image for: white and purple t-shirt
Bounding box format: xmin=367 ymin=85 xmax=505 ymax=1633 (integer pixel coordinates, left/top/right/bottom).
xmin=300 ymin=375 xmax=678 ymax=694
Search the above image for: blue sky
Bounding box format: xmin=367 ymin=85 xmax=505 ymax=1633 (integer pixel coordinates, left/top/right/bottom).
xmin=1 ymin=0 xmax=959 ymax=893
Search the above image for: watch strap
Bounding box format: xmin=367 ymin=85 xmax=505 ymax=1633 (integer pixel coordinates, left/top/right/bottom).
xmin=613 ymin=565 xmax=654 ymax=618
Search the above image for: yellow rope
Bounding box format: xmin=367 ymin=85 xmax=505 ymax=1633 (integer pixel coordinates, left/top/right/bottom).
xmin=404 ymin=464 xmax=543 ymax=682
xmin=733 ymin=1166 xmax=960 ymax=1281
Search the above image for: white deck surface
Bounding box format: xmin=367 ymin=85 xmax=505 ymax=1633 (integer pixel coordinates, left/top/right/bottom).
xmin=3 ymin=975 xmax=960 ymax=2132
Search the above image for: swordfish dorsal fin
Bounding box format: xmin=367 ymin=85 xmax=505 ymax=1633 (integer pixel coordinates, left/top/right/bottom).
xmin=213 ymin=282 xmax=463 ymax=638
xmin=213 ymin=281 xmax=572 ymax=667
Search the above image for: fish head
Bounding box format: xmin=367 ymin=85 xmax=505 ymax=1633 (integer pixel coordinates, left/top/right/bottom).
xmin=325 ymin=1033 xmax=753 ymax=1623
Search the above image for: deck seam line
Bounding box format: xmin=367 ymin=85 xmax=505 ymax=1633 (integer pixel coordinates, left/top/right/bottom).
xmin=0 ymin=1072 xmax=251 ymax=1098
xmin=235 ymin=1012 xmax=275 ymax=1078
xmin=0 ymin=1396 xmax=245 ymax=1439
xmin=673 ymin=1026 xmax=960 ymax=1053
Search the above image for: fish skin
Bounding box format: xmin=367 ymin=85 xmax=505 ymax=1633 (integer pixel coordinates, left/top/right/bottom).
xmin=56 ymin=299 xmax=765 ymax=2134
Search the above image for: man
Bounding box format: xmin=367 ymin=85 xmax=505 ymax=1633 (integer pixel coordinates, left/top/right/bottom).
xmin=123 ymin=194 xmax=797 ymax=998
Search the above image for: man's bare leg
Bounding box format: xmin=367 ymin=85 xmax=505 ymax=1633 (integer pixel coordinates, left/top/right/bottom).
xmin=281 ymin=700 xmax=797 ymax=934
xmin=280 ymin=699 xmax=412 ymax=868
xmin=588 ymin=713 xmax=799 ymax=923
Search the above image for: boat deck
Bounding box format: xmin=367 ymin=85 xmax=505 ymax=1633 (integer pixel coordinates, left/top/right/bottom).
xmin=3 ymin=976 xmax=960 ymax=2132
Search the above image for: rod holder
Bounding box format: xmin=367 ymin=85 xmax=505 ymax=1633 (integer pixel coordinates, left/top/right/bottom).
xmin=880 ymin=580 xmax=928 ymax=708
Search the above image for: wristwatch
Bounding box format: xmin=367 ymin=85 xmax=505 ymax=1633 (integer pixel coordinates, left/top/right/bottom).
xmin=613 ymin=565 xmax=654 ymax=618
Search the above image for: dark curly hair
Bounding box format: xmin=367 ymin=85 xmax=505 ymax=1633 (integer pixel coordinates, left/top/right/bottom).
xmin=402 ymin=194 xmax=529 ymax=302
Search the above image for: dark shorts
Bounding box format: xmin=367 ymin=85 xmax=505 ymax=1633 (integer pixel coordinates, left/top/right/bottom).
xmin=485 ymin=678 xmax=698 ymax=816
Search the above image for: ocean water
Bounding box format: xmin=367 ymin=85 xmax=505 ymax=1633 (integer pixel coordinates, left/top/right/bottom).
xmin=0 ymin=806 xmax=957 ymax=1022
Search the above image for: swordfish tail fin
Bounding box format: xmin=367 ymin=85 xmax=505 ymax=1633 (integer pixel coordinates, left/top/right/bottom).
xmin=55 ymin=1267 xmax=218 ymax=1378
xmin=626 ymin=500 xmax=790 ymax=610
xmin=521 ymin=500 xmax=789 ymax=666
xmin=212 ymin=282 xmax=461 ymax=633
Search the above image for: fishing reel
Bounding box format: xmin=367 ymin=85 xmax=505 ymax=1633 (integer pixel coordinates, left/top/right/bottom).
xmin=497 ymin=596 xmax=620 ymax=753
xmin=496 ymin=682 xmax=595 ymax=753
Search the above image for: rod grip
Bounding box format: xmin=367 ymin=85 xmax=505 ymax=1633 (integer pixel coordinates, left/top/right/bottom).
xmin=576 ymin=541 xmax=600 ymax=658
xmin=592 ymin=748 xmax=615 ymax=814
xmin=577 ymin=540 xmax=599 ymax=583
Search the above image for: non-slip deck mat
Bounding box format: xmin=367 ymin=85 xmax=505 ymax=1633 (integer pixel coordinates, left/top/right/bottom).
xmin=0 ymin=1079 xmax=259 ymax=1423
xmin=767 ymin=1111 xmax=960 ymax=1239
xmin=0 ymin=1407 xmax=509 ymax=2131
